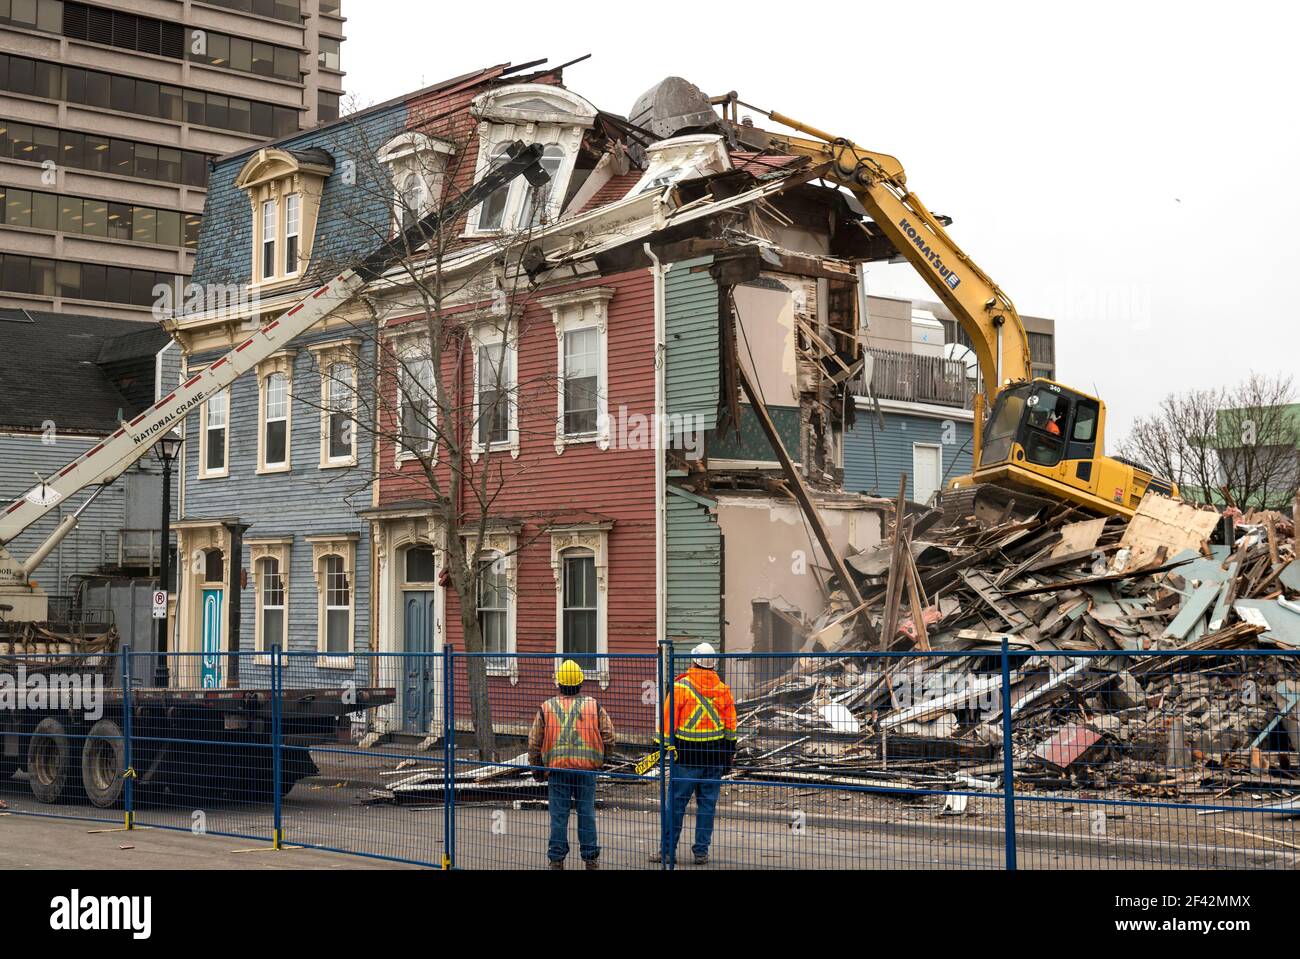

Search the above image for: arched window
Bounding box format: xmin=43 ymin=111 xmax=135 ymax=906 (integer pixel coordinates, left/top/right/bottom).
xmin=258 ymin=557 xmax=285 ymax=650
xmin=399 ymin=172 xmax=425 ymax=232
xmin=321 ymin=554 xmax=350 ymax=654
xmin=521 ymin=144 xmax=566 ymax=228
xmin=203 ymin=548 xmax=225 ymax=584
xmin=476 ymin=142 xmax=513 ymax=232
xmin=560 ymin=548 xmax=597 ymax=670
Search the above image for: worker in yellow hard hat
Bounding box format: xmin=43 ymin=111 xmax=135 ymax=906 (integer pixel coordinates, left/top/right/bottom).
xmin=528 ymin=658 xmax=616 ymax=869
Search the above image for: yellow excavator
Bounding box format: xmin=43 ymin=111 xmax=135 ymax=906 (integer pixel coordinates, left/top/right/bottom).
xmin=723 ymin=104 xmax=1176 ymax=520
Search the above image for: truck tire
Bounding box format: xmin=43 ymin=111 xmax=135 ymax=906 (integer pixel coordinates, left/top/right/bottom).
xmin=81 ymin=719 xmax=127 ymax=809
xmin=27 ymin=717 xmax=83 ymax=804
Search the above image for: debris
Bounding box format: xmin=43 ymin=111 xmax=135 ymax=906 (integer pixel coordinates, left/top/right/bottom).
xmin=1034 ymin=724 xmax=1103 ymax=771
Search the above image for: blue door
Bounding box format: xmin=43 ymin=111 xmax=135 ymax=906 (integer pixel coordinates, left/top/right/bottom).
xmin=402 ymin=591 xmax=437 ymax=733
xmin=202 ymin=588 xmax=223 ymax=689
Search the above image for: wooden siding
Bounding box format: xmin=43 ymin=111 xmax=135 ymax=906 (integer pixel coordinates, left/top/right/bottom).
xmin=383 ymin=270 xmax=658 ymax=666
xmin=664 ymin=256 xmax=719 ymax=429
xmin=181 ymin=328 xmax=376 ymax=689
xmin=843 ymin=408 xmax=974 ymax=500
xmin=665 ymin=485 xmax=721 ymax=657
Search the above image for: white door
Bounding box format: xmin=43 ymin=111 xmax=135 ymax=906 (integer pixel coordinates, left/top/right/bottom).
xmin=913 ymin=444 xmax=942 ymax=505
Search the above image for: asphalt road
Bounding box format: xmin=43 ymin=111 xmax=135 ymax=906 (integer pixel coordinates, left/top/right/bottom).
xmin=6 ymin=771 xmax=1294 ymax=870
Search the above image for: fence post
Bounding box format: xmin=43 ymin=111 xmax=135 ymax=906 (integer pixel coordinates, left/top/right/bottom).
xmin=120 ymin=644 xmax=133 ymax=830
xmin=442 ymin=645 xmax=455 ymax=870
xmin=664 ymin=641 xmax=676 ymax=871
xmin=271 ymin=644 xmax=283 ymax=850
xmin=1000 ymin=638 xmax=1017 ymax=870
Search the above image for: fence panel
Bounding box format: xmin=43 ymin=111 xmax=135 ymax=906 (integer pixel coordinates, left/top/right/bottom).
xmin=445 ymin=651 xmax=661 ymax=870
xmin=662 ymin=648 xmax=1009 ymax=869
xmin=1008 ymin=649 xmax=1300 ymax=870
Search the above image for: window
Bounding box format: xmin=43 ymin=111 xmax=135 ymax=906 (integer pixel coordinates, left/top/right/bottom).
xmin=478 ymin=554 xmax=509 ymax=671
xmin=284 ymin=193 xmax=300 ymax=274
xmin=318 ymin=36 xmax=341 ymax=71
xmin=261 ymin=198 xmax=277 ymax=279
xmin=405 ymin=545 xmax=437 ymax=584
xmin=262 ymin=370 xmax=289 ymax=469
xmin=318 ymin=90 xmax=339 ymax=124
xmin=203 ymin=549 xmax=225 ymax=584
xmin=259 ymin=557 xmax=285 ymax=651
xmin=399 ymin=172 xmax=424 ymax=232
xmin=327 ymin=362 xmax=354 ymax=462
xmin=550 ymin=527 xmax=608 ymax=678
xmin=398 ymin=354 xmax=434 ymax=457
xmin=202 ymin=388 xmax=229 ymax=477
xmin=562 ymin=552 xmax=598 ymax=670
xmin=475 ymin=339 xmax=514 ymax=449
xmin=475 ymin=143 xmax=513 ymax=232
xmin=465 ymin=84 xmax=596 ymax=235
xmin=521 ymin=144 xmax=565 ymax=228
xmin=542 ymin=287 xmax=613 ymax=451
xmin=322 ymin=555 xmax=349 ymax=653
xmin=564 ymin=326 xmax=598 ymax=432
xmin=378 ymin=132 xmax=452 ymax=236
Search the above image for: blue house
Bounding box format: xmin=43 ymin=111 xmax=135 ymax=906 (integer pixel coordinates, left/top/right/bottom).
xmin=166 ymin=91 xmax=416 ymax=694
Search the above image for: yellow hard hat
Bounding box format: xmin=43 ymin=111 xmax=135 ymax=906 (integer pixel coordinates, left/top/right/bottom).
xmin=555 ymin=659 xmax=585 ymax=687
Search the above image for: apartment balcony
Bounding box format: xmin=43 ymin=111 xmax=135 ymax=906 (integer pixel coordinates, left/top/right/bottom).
xmin=855 ymin=347 xmax=975 ymax=409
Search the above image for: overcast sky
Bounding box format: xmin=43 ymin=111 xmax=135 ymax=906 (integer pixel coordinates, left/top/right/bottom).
xmin=341 ymin=1 xmax=1298 ymax=445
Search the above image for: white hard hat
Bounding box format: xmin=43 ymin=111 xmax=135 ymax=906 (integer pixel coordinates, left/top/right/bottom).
xmin=691 ymin=642 xmax=718 ymax=668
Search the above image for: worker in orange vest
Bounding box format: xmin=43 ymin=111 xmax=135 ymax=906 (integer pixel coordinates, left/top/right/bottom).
xmin=650 ymin=643 xmax=737 ymax=866
xmin=528 ymin=659 xmax=616 ymax=870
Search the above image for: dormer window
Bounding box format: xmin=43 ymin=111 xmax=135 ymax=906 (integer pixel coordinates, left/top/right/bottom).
xmin=378 ymin=132 xmax=454 ymax=236
xmin=464 ymin=84 xmax=596 ymax=236
xmin=236 ymin=147 xmax=333 ymax=287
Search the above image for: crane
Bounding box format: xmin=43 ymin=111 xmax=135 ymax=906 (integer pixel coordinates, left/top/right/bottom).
xmin=0 ymin=142 xmax=548 ymax=622
xmin=721 ymin=102 xmax=1175 ymax=520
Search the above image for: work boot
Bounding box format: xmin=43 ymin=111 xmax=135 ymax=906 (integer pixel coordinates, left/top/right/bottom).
xmin=584 ymin=859 xmax=600 ymax=870
xmin=693 ymin=851 xmax=709 ymax=866
xmin=648 ymin=848 xmax=676 ymax=864
xmin=548 ymin=859 xmax=564 ymax=870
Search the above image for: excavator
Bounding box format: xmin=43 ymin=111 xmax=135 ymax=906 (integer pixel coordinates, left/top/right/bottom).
xmin=720 ymin=102 xmax=1176 ymax=522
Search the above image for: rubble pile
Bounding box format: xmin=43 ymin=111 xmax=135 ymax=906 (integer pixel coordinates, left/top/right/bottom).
xmin=733 ymin=494 xmax=1300 ymax=803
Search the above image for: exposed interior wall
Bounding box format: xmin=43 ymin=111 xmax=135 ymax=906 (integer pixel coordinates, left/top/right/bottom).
xmin=716 ymin=494 xmax=881 ymax=645
xmin=733 ymin=279 xmax=799 ymax=407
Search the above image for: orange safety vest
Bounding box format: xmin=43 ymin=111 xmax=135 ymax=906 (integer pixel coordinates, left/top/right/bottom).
xmin=661 ymin=667 xmax=738 ymax=744
xmin=540 ymin=695 xmax=605 ymax=770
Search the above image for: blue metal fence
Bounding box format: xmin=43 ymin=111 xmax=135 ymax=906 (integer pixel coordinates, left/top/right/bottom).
xmin=1 ymin=644 xmax=1298 ymax=869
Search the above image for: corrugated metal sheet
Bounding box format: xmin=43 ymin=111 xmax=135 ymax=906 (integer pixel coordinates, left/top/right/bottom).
xmin=664 ymin=256 xmax=719 ymax=431
xmin=666 ymin=486 xmax=721 ymax=657
xmin=843 ymin=408 xmax=974 ymax=500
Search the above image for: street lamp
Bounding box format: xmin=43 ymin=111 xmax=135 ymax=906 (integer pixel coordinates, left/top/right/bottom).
xmin=152 ymin=433 xmax=183 ymax=687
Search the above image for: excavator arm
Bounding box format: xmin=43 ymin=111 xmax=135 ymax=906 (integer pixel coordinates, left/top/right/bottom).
xmin=730 ymin=109 xmax=1033 ymax=404
xmin=0 ymin=142 xmax=547 ymax=577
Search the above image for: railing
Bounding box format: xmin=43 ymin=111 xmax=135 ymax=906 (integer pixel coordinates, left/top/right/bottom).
xmin=2 ymin=645 xmax=1297 ymax=870
xmin=857 ymin=347 xmax=974 ymax=409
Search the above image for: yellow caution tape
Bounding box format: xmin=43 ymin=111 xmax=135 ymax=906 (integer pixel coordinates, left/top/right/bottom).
xmin=634 ymin=751 xmax=660 ymax=775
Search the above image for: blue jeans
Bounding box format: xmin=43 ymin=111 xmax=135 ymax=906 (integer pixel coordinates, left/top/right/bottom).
xmin=547 ymin=770 xmax=599 ymax=863
xmin=667 ymin=764 xmax=724 ymax=858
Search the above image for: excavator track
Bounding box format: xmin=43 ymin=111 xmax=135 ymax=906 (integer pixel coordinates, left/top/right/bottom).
xmin=938 ymin=483 xmax=1064 ymax=529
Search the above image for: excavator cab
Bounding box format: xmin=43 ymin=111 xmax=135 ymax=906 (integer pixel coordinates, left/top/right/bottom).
xmin=946 ymin=379 xmax=1175 ymax=523
xmin=980 ymin=380 xmax=1101 ymax=475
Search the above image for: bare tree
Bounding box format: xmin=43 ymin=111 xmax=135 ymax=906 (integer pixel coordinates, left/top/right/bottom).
xmin=1120 ymin=374 xmax=1298 ymax=509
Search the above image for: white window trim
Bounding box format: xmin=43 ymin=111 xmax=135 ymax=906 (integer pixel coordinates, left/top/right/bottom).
xmin=470 ymin=318 xmax=519 ymax=461
xmin=284 ymin=192 xmax=302 ymax=278
xmin=198 ymin=381 xmax=230 ymax=479
xmin=550 ymin=524 xmax=610 ymax=687
xmin=463 ymin=85 xmax=595 ymax=237
xmin=250 ymin=537 xmax=292 ymax=664
xmin=541 ymin=287 xmax=613 ymax=454
xmin=310 ymin=340 xmax=361 ymax=469
xmin=378 ymin=132 xmax=454 ymax=235
xmin=467 ymin=532 xmax=519 ymax=683
xmin=308 ymin=534 xmax=359 ymax=669
xmin=395 ymin=346 xmax=437 ymax=467
xmin=256 ymin=351 xmax=295 ymax=475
